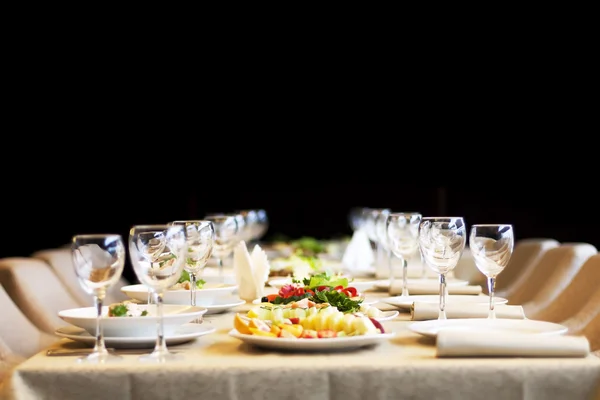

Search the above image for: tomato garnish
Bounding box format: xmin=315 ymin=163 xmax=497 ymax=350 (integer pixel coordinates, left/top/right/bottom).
xmin=343 ymin=287 xmax=358 ymax=297
xmin=289 ymin=317 xmax=300 ymax=324
xmin=266 ymin=294 xmax=279 ymax=302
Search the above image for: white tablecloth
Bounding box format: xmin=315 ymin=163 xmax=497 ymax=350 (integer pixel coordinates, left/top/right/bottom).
xmin=2 ymin=292 xmax=600 ymax=400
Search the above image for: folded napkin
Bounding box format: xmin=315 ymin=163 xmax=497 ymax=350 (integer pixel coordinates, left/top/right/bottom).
xmin=390 ymin=282 xmax=482 ymax=296
xmin=437 ymin=330 xmax=590 ymax=358
xmin=233 ymin=241 xmax=270 ymax=302
xmin=411 ymin=303 xmax=525 ymax=321
xmin=342 ymin=229 xmax=374 ymax=270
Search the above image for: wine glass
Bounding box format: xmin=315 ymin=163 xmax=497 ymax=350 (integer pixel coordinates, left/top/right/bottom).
xmin=71 ymin=234 xmax=125 ymax=363
xmin=469 ymin=224 xmax=514 ymax=319
xmin=418 ymin=217 xmax=466 ymax=319
xmin=386 ymin=212 xmax=422 ymax=297
xmin=129 ymin=224 xmax=188 ymax=362
xmin=255 ymin=209 xmax=269 ymax=241
xmin=170 ymin=220 xmax=215 ymax=306
xmin=374 ymin=209 xmax=392 ymax=285
xmin=204 ymin=214 xmax=239 ymax=274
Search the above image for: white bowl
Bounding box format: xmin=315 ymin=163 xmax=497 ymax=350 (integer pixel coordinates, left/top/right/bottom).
xmin=120 ymin=283 xmax=238 ymax=306
xmin=58 ymin=304 xmax=207 ymax=337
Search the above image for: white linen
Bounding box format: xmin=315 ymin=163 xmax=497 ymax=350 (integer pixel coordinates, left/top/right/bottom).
xmin=437 ymin=330 xmax=590 ymax=358
xmin=342 ymin=229 xmax=374 ymax=270
xmin=233 ymin=241 xmax=257 ymax=302
xmin=390 ymin=282 xmax=482 ymax=296
xmin=411 ymin=302 xmax=525 ymax=321
xmin=250 ymin=245 xmax=270 ymax=300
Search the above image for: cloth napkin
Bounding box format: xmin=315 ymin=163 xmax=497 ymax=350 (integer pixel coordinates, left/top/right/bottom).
xmin=233 ymin=241 xmax=270 ymax=302
xmin=437 ymin=330 xmax=590 ymax=358
xmin=411 ymin=303 xmax=525 ymax=321
xmin=389 ymin=282 xmax=482 ymax=296
xmin=342 ymin=229 xmax=374 ymax=271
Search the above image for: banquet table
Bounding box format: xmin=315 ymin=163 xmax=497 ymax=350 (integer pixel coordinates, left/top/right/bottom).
xmin=2 ymin=292 xmax=600 ymax=400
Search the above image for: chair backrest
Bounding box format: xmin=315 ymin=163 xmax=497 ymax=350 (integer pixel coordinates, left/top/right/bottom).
xmin=563 ymin=289 xmax=600 ymax=352
xmin=452 ymin=248 xmax=486 ymax=286
xmin=32 ymin=248 xmax=129 ymax=305
xmin=496 ymin=238 xmax=559 ymax=293
xmin=530 ymin=254 xmax=600 ymax=323
xmin=0 ymin=284 xmax=57 ymax=358
xmin=0 ymin=257 xmax=80 ymax=334
xmin=507 ymin=243 xmax=597 ymax=307
xmin=0 ymin=336 xmax=25 ymax=385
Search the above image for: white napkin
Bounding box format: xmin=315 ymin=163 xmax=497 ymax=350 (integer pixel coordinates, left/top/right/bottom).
xmin=250 ymin=244 xmax=270 ymax=300
xmin=411 ymin=303 xmax=525 ymax=321
xmin=390 ymin=282 xmax=482 ymax=296
xmin=342 ymin=229 xmax=374 ymax=270
xmin=437 ymin=330 xmax=590 ymax=358
xmin=233 ymin=241 xmax=271 ymax=302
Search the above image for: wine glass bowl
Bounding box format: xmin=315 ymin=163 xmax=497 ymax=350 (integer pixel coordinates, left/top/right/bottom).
xmin=129 ymin=224 xmax=188 ymax=362
xmin=386 ymin=212 xmax=422 ymax=296
xmin=71 ymin=234 xmax=126 ymax=363
xmin=418 ymin=217 xmax=466 ymax=319
xmin=170 ymin=220 xmax=215 ymax=306
xmin=469 ymin=224 xmax=514 ymax=319
xmin=204 ymin=214 xmax=239 ymax=272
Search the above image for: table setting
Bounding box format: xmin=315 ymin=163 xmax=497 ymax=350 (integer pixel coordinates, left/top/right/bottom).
xmin=2 ymin=208 xmax=600 ymax=400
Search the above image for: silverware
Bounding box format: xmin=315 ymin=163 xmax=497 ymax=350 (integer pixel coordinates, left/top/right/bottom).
xmin=46 ymin=348 xmax=151 ymax=357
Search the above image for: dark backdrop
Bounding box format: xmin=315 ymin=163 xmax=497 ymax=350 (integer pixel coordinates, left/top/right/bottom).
xmin=1 ymin=182 xmax=598 ymax=283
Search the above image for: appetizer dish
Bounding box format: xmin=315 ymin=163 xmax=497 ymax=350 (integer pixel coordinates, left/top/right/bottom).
xmin=108 ymin=301 xmax=148 ymax=317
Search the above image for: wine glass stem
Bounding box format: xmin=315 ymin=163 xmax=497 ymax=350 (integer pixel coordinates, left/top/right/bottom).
xmin=487 ymin=276 xmax=496 ymax=319
xmin=218 ymin=258 xmax=223 ymax=276
xmin=93 ymin=295 xmax=108 ymax=356
xmin=387 ymin=249 xmax=393 ymax=292
xmin=190 ymin=273 xmax=197 ymax=307
xmin=419 ymin=250 xmax=427 ymax=278
xmin=401 ymin=256 xmax=409 ymax=297
xmin=438 ymin=273 xmax=447 ymax=320
xmin=152 ymin=291 xmax=168 ymax=354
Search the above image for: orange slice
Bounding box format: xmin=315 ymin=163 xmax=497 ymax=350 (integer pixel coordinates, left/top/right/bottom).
xmin=234 ymin=313 xmax=252 ymax=335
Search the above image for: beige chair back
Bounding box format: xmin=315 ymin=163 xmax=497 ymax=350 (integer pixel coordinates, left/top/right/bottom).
xmin=507 ymin=243 xmax=597 ymax=307
xmin=530 ymin=254 xmax=600 ymax=322
xmin=0 ymin=336 xmax=25 ymax=385
xmin=496 ymin=238 xmax=559 ymax=293
xmin=564 ymin=290 xmax=600 ymax=352
xmin=0 ymin=257 xmax=80 ymax=334
xmin=32 ymin=248 xmax=129 ymax=306
xmin=0 ymin=284 xmax=57 ymax=358
xmin=452 ymin=248 xmax=486 ymax=286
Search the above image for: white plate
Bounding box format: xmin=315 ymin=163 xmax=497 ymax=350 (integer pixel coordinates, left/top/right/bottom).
xmin=121 ymin=283 xmax=238 ymax=305
xmin=373 ymin=278 xmax=469 ymax=291
xmin=229 ymin=329 xmax=395 ymax=351
xmin=55 ymin=323 xmax=216 ymax=348
xmin=58 ymin=304 xmax=207 ymax=337
xmin=203 ymin=297 xmax=245 ymax=314
xmin=381 ymin=295 xmax=507 ymax=309
xmin=409 ymin=318 xmax=569 ymax=338
xmin=373 ymin=310 xmax=399 ymax=321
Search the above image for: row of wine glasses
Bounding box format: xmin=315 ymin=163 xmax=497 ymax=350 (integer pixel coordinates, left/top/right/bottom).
xmin=349 ymin=208 xmax=514 ymax=321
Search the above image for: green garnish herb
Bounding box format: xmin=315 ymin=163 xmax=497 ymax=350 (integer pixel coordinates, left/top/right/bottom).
xmin=110 ymin=304 xmax=128 ymax=317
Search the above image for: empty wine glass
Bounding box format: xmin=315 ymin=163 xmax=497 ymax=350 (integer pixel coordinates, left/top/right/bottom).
xmin=386 ymin=212 xmax=422 ymax=297
xmin=469 ymin=224 xmax=514 ymax=319
xmin=374 ymin=209 xmax=392 ymax=285
xmin=204 ymin=214 xmax=239 ymax=274
xmin=170 ymin=220 xmax=215 ymax=306
xmin=418 ymin=217 xmax=466 ymax=319
xmin=255 ymin=209 xmax=269 ymax=241
xmin=71 ymin=234 xmax=125 ymax=363
xmin=129 ymin=224 xmax=188 ymax=362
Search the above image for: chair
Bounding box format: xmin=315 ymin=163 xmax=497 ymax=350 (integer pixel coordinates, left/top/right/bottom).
xmin=0 ymin=336 xmax=25 ymax=386
xmin=507 ymin=243 xmax=597 ymax=308
xmin=529 ymin=254 xmax=600 ymax=323
xmin=564 ymin=289 xmax=600 ymax=352
xmin=495 ymin=238 xmax=559 ymax=294
xmin=32 ymin=248 xmax=129 ymax=306
xmin=453 ymin=248 xmax=486 ymax=286
xmin=0 ymin=257 xmax=80 ymax=334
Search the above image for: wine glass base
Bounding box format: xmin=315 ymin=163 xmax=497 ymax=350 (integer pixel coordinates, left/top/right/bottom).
xmin=77 ymin=352 xmax=122 ymax=364
xmin=138 ymin=350 xmax=183 ymax=363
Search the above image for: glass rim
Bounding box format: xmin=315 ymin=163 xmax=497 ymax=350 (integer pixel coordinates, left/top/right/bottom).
xmin=171 ymin=220 xmax=213 ymax=225
xmin=470 ymin=224 xmax=513 ymax=228
xmin=388 ymin=212 xmax=422 ymax=216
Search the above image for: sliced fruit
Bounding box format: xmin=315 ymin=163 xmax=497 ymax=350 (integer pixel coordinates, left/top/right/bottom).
xmin=280 ymin=323 xmax=303 ymax=338
xmin=301 ymin=329 xmax=318 ymax=339
xmin=318 ymin=329 xmax=337 ymax=338
xmin=249 ymin=328 xmax=277 ymax=337
xmin=279 ymin=329 xmax=297 ymax=339
xmin=270 ymin=325 xmax=282 ymax=336
xmin=234 ymin=313 xmax=252 ymax=335
xmin=249 ymin=318 xmax=270 ymax=332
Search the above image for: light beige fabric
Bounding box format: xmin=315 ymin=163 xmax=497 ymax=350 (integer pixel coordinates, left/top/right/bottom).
xmin=32 ymin=248 xmax=129 ymax=306
xmin=2 ymin=292 xmax=600 ymax=400
xmin=389 ymin=282 xmax=482 ymax=296
xmin=580 ymin=312 xmax=600 ymax=352
xmin=0 ymin=257 xmax=79 ymax=334
xmin=506 ymin=243 xmax=597 ymax=307
xmin=0 ymin=285 xmax=58 ymax=358
xmin=496 ymin=238 xmax=559 ymax=293
xmin=520 ymin=243 xmax=597 ymax=316
xmin=531 ymin=254 xmax=600 ymax=323
xmin=564 ymin=289 xmax=600 ymax=350
xmin=0 ymin=337 xmax=25 ymax=387
xmin=437 ymin=330 xmax=590 ymax=357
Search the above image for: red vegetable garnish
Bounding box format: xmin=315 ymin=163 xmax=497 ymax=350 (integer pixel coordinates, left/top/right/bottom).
xmin=369 ymin=317 xmax=385 ymax=333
